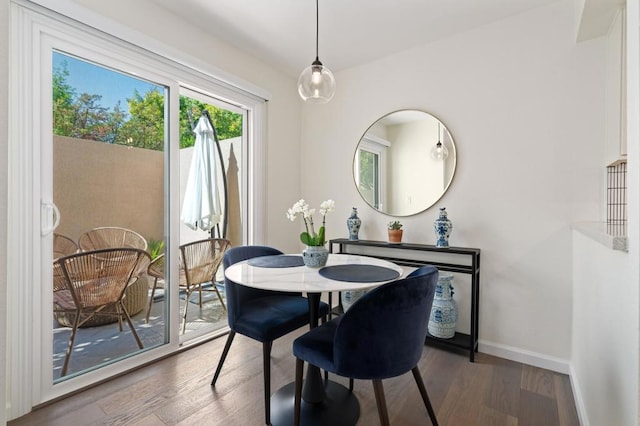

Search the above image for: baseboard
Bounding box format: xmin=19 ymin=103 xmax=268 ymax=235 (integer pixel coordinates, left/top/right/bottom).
xmin=568 ymin=363 xmax=589 ymax=426
xmin=478 ymin=340 xmax=570 ymax=374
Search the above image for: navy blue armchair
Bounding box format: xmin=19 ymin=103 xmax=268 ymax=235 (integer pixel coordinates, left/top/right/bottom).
xmin=210 ymin=245 xmax=330 ymax=425
xmin=292 ymin=265 xmax=439 ymax=426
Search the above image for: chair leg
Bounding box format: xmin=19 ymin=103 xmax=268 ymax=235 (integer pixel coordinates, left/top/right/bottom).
xmin=294 ymin=358 xmax=304 ymax=426
xmin=145 ymin=277 xmax=159 ymax=324
xmin=181 ymin=289 xmax=191 ymax=334
xmin=263 ymin=341 xmax=273 ymax=425
xmin=372 ymin=379 xmax=390 ymax=426
xmin=412 ymin=366 xmax=438 ymax=425
xmin=349 ymin=378 xmax=354 ymax=392
xmin=120 ymin=302 xmax=144 ymax=349
xmin=211 ymin=330 xmax=236 ymax=386
xmin=115 ymin=304 xmax=124 ymax=332
xmin=61 ymin=310 xmax=83 ymax=377
xmin=212 ymin=282 xmax=227 ymax=312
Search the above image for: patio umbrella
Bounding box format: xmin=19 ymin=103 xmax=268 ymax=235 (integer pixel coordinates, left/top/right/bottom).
xmin=181 ymin=113 xmax=223 ymax=233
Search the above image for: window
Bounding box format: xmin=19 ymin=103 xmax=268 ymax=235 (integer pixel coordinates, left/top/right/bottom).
xmin=354 ymin=135 xmax=389 ymax=210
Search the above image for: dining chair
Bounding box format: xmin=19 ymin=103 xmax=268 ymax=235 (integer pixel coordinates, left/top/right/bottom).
xmin=293 ymin=265 xmax=440 ymax=426
xmin=179 ymin=238 xmax=231 ymax=332
xmin=211 ymin=245 xmax=330 ymax=425
xmin=53 ymin=247 xmax=151 ymax=377
xmin=78 ymin=226 xmax=148 ymax=251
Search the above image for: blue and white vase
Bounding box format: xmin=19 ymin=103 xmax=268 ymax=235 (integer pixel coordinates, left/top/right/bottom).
xmin=434 ymin=207 xmax=453 ymax=248
xmin=341 ymin=289 xmax=366 ymax=312
xmin=428 ymin=273 xmax=457 ymax=338
xmin=302 ymin=245 xmax=329 ymax=268
xmin=346 ymin=207 xmax=362 ymax=241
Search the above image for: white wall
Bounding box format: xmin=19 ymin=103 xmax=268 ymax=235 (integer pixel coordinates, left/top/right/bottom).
xmin=571 ymin=2 xmax=640 ymax=425
xmin=572 ymin=232 xmax=638 ymax=426
xmin=301 ymin=0 xmax=605 ymax=363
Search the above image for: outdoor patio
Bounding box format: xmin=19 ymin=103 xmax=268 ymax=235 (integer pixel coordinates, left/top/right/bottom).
xmin=52 ymin=282 xmax=228 ymax=380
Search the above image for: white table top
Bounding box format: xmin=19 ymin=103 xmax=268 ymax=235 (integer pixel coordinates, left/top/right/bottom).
xmin=224 ymin=253 xmax=404 ymax=293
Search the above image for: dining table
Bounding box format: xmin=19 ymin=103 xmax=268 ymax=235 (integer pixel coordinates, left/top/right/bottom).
xmin=224 ymin=252 xmax=404 ymax=426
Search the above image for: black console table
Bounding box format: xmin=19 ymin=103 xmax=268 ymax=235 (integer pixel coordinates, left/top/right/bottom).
xmin=329 ymin=239 xmax=481 ymax=362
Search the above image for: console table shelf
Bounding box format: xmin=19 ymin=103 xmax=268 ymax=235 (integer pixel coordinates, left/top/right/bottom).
xmin=329 ymin=238 xmax=481 ymax=362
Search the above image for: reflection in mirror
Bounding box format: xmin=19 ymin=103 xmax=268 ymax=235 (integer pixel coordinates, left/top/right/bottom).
xmin=353 ymin=110 xmax=456 ymax=216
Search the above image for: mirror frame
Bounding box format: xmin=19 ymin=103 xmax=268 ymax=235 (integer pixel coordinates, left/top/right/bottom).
xmin=353 ymin=109 xmax=457 ymax=217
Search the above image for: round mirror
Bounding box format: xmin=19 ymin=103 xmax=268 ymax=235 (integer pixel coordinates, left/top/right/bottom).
xmin=353 ymin=110 xmax=456 ymax=216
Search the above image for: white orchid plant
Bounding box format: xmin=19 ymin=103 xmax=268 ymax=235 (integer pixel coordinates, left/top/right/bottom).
xmin=286 ymin=199 xmax=335 ymax=246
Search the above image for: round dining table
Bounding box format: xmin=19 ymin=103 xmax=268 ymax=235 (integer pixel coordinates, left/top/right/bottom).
xmin=224 ymin=253 xmax=404 ymax=426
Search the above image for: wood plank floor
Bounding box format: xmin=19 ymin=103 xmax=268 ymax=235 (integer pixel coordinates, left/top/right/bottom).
xmin=9 ymin=327 xmax=580 ymax=425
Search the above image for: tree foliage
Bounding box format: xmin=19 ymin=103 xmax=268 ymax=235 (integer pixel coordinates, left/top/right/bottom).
xmin=52 ymin=60 xmax=243 ymax=151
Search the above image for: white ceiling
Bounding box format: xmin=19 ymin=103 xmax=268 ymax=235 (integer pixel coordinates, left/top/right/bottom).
xmin=148 ymin=0 xmax=564 ymax=77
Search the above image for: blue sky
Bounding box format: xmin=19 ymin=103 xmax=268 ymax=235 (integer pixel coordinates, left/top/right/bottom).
xmin=53 ymin=51 xmax=161 ymax=115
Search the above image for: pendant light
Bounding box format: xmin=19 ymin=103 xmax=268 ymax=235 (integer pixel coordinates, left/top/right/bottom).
xmin=430 ymin=122 xmax=449 ymax=160
xmin=297 ymin=0 xmax=336 ymax=103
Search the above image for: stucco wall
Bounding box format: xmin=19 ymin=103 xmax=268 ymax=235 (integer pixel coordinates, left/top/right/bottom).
xmin=54 ymin=136 xmax=164 ymax=242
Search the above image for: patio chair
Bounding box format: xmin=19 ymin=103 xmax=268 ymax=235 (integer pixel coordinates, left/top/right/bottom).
xmin=179 ymin=238 xmax=231 ymax=333
xmin=293 ymin=265 xmax=440 ymax=426
xmin=78 ymin=226 xmax=148 ymax=251
xmin=54 ymin=247 xmax=151 ymax=377
xmin=53 ymin=233 xmax=78 ymax=260
xmin=77 ymin=227 xmax=150 ymax=321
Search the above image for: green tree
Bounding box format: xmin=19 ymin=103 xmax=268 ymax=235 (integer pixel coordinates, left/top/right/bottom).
xmin=52 ymin=59 xmax=241 ymax=152
xmin=104 ymin=101 xmax=127 ymax=144
xmin=179 ymin=96 xmax=242 ymax=149
xmin=72 ymin=93 xmax=109 ymax=141
xmin=116 ymin=89 xmax=165 ymax=150
xmin=52 ymin=61 xmax=76 ymax=137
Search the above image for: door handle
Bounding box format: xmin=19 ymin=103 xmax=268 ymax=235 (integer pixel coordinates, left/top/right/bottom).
xmin=41 ymin=201 xmax=60 ymax=236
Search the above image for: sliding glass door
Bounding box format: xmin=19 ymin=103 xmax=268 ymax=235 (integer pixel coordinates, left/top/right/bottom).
xmin=9 ymin=4 xmax=265 ymax=415
xmin=48 ymin=52 xmax=251 ymax=381
xmin=51 ymin=51 xmax=169 ymax=381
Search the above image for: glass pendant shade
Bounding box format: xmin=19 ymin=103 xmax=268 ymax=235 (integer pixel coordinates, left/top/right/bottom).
xmin=298 ymin=59 xmax=336 ymax=103
xmin=430 ymin=141 xmax=449 ymax=160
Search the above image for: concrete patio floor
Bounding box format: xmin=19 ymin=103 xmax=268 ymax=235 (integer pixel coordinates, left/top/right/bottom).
xmin=53 ymin=284 xmax=228 ymax=380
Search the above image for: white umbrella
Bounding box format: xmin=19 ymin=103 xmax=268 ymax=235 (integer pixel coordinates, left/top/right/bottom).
xmin=181 ymin=115 xmax=222 ymax=232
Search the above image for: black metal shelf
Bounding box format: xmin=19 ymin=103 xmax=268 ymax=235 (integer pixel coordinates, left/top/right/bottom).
xmin=329 ymin=238 xmax=481 ymax=362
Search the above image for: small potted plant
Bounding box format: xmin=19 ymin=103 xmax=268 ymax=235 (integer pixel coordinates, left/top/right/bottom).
xmin=387 ymin=220 xmax=403 ymax=243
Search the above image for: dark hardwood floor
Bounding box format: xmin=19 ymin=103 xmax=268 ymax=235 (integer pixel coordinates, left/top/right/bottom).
xmin=9 ymin=327 xmax=580 ymax=425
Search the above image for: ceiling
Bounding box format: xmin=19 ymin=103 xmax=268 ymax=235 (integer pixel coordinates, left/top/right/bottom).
xmin=148 ymin=0 xmax=563 ymax=77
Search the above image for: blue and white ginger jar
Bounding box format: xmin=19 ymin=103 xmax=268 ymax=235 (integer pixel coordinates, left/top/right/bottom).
xmin=428 ymin=273 xmax=458 ymax=338
xmin=434 ymin=207 xmax=453 ymax=248
xmin=346 ymin=207 xmax=362 ymax=241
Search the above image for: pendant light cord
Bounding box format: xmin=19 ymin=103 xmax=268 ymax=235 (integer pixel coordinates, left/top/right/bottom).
xmin=315 ymin=0 xmax=319 ymax=60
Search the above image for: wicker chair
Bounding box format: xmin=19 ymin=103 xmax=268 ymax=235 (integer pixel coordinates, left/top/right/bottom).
xmin=78 ymin=226 xmax=148 ymax=251
xmin=75 ymin=227 xmax=149 ymax=324
xmin=53 ymin=233 xmax=78 ymax=260
xmin=180 ymin=238 xmax=230 ymax=332
xmin=53 ymin=247 xmax=151 ymax=377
